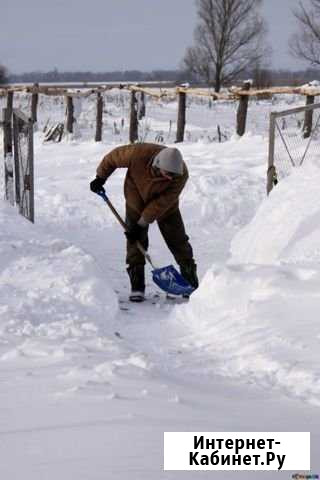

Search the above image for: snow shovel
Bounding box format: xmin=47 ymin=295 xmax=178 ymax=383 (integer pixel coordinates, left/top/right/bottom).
xmin=96 ymin=190 xmax=195 ymax=296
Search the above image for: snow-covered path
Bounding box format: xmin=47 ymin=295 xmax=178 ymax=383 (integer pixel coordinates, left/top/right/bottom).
xmin=1 ymin=341 xmax=318 ymax=480
xmin=1 ymin=130 xmax=320 ymax=478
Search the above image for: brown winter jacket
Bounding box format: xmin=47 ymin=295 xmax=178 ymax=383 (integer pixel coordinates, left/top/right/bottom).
xmin=96 ymin=143 xmax=188 ymax=223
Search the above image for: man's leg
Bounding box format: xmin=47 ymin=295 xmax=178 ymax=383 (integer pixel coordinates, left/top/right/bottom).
xmin=157 ymin=209 xmax=199 ymax=290
xmin=126 ymin=207 xmax=149 ymax=301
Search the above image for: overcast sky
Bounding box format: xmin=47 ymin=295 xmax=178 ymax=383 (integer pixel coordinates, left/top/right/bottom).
xmin=1 ymin=0 xmax=306 ymax=74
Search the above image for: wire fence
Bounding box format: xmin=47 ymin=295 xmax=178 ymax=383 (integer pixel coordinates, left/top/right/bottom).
xmin=0 ymin=109 xmax=34 ymax=221
xmin=274 ymin=108 xmax=320 ymax=180
xmin=267 ymin=102 xmax=320 ymax=193
xmin=12 ymin=110 xmax=34 ymax=222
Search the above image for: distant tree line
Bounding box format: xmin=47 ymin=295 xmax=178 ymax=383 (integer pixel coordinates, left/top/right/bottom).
xmin=7 ymin=68 xmax=191 ymax=84
xmin=4 ymin=67 xmax=320 ymax=89
xmin=242 ymin=67 xmax=320 ymax=88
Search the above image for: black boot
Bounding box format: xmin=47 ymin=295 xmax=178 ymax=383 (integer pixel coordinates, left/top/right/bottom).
xmin=127 ymin=264 xmax=145 ymax=302
xmin=179 ymin=260 xmax=199 ymax=292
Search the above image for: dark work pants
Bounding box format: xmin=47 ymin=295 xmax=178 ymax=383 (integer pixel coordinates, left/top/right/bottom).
xmin=125 ymin=207 xmax=194 ymax=268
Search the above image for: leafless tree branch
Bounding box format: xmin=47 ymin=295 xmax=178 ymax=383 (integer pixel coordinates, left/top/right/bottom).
xmin=183 ymin=0 xmax=269 ymax=91
xmin=290 ymin=0 xmax=320 ymax=65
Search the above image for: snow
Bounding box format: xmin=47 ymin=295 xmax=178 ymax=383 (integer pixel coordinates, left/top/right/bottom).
xmin=302 ymin=80 xmax=320 ymax=87
xmin=0 ymin=93 xmax=319 ymax=478
xmin=231 ymin=162 xmax=320 ymax=265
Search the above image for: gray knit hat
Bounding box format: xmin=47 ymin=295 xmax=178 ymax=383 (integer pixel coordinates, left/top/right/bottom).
xmin=152 ymin=148 xmax=184 ymax=175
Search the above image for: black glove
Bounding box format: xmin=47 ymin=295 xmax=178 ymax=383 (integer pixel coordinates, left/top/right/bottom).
xmin=125 ymin=223 xmax=145 ymax=244
xmin=90 ymin=176 xmax=105 ymax=193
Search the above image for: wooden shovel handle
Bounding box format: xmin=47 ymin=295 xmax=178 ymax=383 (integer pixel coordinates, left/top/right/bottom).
xmin=98 ymin=191 xmax=155 ymax=269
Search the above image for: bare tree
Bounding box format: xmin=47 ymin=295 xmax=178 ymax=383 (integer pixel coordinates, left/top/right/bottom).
xmin=183 ymin=0 xmax=269 ymax=92
xmin=290 ymin=0 xmax=320 ymax=65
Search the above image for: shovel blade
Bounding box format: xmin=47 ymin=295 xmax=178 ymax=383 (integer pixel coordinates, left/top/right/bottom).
xmin=152 ymin=265 xmax=195 ymax=296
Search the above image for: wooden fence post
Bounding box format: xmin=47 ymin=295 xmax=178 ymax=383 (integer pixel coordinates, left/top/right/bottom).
xmin=236 ymin=81 xmax=251 ymax=136
xmin=267 ymin=112 xmax=277 ymax=195
xmin=6 ymin=90 xmax=13 ymax=149
xmin=95 ymin=91 xmax=103 ymax=142
xmin=217 ymin=125 xmax=222 ymax=143
xmin=3 ymin=107 xmax=14 ymax=205
xmin=303 ymin=95 xmax=315 ymax=138
xmin=66 ymin=95 xmax=74 ymax=134
xmin=138 ymin=91 xmax=146 ymax=119
xmin=176 ymin=91 xmax=186 ymax=143
xmin=129 ymin=90 xmax=138 ymax=143
xmin=31 ymin=83 xmax=39 ymax=124
xmin=3 ymin=108 xmax=12 ymax=155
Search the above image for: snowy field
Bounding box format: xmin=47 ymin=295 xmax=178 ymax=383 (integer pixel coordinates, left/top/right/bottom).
xmin=0 ymin=92 xmax=319 ymax=479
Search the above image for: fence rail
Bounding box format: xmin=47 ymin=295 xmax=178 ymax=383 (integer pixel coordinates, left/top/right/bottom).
xmin=3 ymin=83 xmax=320 ymax=98
xmin=2 ymin=82 xmax=320 ymax=144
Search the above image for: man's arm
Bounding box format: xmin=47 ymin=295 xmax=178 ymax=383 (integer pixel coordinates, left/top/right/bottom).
xmin=96 ymin=145 xmax=134 ymax=180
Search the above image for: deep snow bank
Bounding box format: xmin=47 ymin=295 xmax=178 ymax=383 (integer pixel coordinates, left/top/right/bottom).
xmin=181 ymin=135 xmax=266 ymax=230
xmin=231 ymin=162 xmax=320 ymax=265
xmin=175 ymin=163 xmax=320 ymax=406
xmin=175 ymin=263 xmax=320 ymax=406
xmin=0 ymin=202 xmax=118 ymax=361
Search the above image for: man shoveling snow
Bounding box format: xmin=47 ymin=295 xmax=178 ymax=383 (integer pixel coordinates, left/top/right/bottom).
xmin=90 ymin=143 xmax=198 ymax=302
